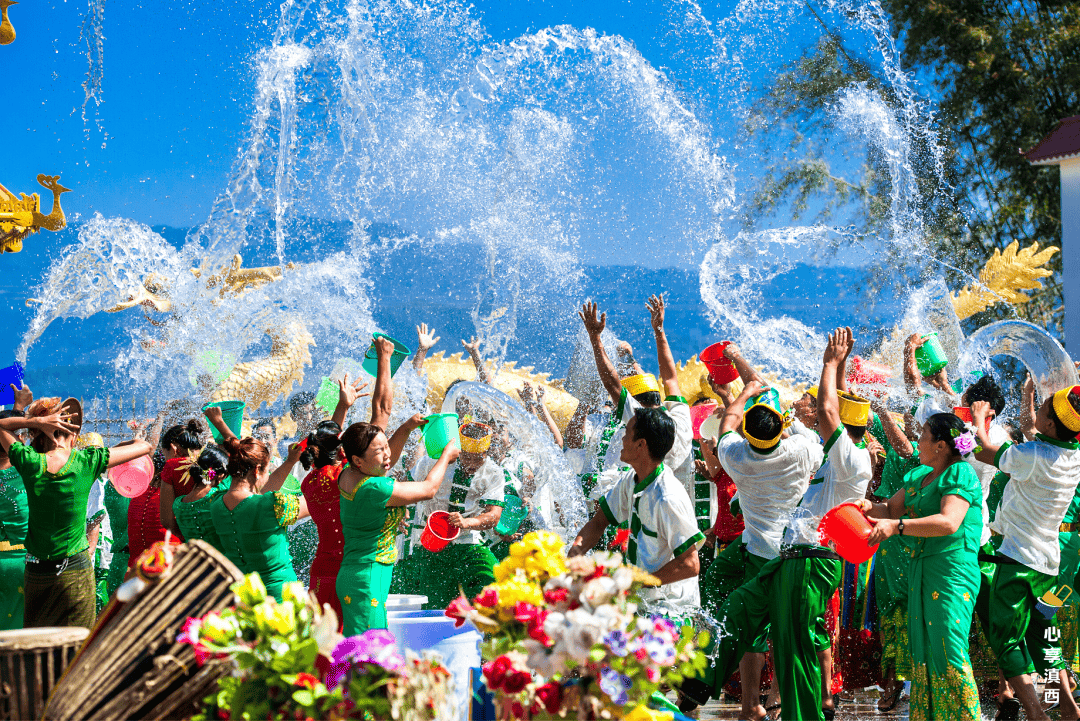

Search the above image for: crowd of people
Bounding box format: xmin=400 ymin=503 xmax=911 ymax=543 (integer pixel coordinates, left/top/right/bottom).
xmin=1 ymin=295 xmax=1079 ymax=721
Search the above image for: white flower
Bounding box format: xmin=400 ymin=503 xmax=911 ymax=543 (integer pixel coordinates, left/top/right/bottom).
xmin=592 ymin=550 xmax=624 ymax=569
xmin=580 ymin=576 xmax=618 ymax=610
xmin=563 ymin=608 xmax=604 ymax=662
xmin=612 ymin=566 xmax=634 ymax=591
xmin=543 ymin=611 xmax=567 ymax=644
xmin=592 ymin=604 xmax=630 ymax=632
xmin=523 ymin=639 xmax=567 ymax=678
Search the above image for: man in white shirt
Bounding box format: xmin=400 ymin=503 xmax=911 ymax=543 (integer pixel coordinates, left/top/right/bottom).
xmin=972 ymin=386 xmax=1080 ymax=721
xmin=682 ymin=341 xmax=824 ymax=720
xmin=783 ymin=328 xmax=873 ymax=720
xmin=569 ymin=406 xmax=703 ymax=617
xmin=578 ymin=297 xmax=694 ymax=522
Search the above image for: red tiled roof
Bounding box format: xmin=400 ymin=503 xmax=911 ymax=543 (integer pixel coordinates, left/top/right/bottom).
xmin=1024 ymin=115 xmax=1080 ymax=165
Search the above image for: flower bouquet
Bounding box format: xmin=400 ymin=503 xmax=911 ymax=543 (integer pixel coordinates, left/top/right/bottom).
xmin=445 ymin=531 xmax=708 ymax=720
xmin=180 ymin=573 xmax=452 ymax=721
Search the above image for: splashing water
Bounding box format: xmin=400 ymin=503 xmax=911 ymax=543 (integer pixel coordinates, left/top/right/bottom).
xmin=79 ymin=0 xmax=106 ymax=139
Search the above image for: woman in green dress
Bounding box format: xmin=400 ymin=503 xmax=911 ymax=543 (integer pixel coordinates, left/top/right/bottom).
xmin=858 ymin=412 xmax=983 ymax=721
xmin=103 ymin=481 xmax=130 ymax=599
xmin=335 ymin=337 xmax=459 ymax=635
xmin=0 ymin=410 xmax=29 ymax=629
xmin=208 ymin=431 xmax=311 ymax=602
xmin=0 ymin=398 xmax=153 ymax=629
xmin=173 ymin=445 xmax=230 ymax=551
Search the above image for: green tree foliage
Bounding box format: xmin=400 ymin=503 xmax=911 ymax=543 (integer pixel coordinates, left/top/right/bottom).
xmin=748 ymin=1 xmax=1079 ymax=333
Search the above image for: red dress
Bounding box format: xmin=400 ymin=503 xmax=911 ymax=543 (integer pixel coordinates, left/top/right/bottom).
xmin=711 ymin=467 xmax=744 ymax=545
xmin=127 ymin=458 xmax=187 ymax=567
xmin=301 ymin=463 xmax=345 ymax=626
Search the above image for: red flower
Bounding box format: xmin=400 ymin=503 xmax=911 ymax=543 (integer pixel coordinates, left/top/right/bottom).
xmin=502 ymin=670 xmax=532 ymax=695
xmin=475 ymin=588 xmax=499 ymax=608
xmin=295 ymin=672 xmax=319 ymax=690
xmin=482 ymin=655 xmax=513 ymax=689
xmin=543 ymin=587 xmax=569 ymax=605
xmin=535 ymin=681 xmax=563 ymax=713
xmin=445 ymin=594 xmax=475 ymax=629
xmin=513 ymin=602 xmax=540 ymax=624
xmin=510 ymin=701 xmax=527 ymax=719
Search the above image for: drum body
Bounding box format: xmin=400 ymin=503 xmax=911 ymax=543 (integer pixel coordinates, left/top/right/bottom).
xmin=0 ymin=627 xmax=88 ymax=721
xmin=43 ymin=540 xmax=243 ymax=721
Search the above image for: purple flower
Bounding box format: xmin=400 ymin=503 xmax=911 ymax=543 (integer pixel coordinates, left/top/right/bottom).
xmin=599 ymin=667 xmax=631 ymax=705
xmin=602 ymin=629 xmax=629 ymax=657
xmin=325 ymin=630 xmax=405 ymax=690
xmin=953 ymin=431 xmax=978 ymax=456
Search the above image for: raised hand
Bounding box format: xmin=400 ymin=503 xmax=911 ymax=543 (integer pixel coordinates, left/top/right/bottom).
xmin=518 ymin=382 xmax=537 ymax=410
xmin=646 ymin=294 xmax=666 ymax=332
xmin=462 ymin=337 xmax=482 ymax=356
xmin=578 ymin=301 xmax=606 ymax=337
xmin=35 ymin=411 xmax=80 ymax=436
xmin=416 ymin=323 xmax=440 ymax=352
xmin=823 ymin=327 xmax=854 ymax=366
xmin=337 ymin=373 xmax=371 ymax=409
xmin=373 ymin=335 xmax=395 ymax=358
xmin=11 ymin=383 xmax=32 ymax=412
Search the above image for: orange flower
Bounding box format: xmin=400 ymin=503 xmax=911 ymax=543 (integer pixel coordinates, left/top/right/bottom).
xmin=295 ymin=672 xmax=319 ymax=689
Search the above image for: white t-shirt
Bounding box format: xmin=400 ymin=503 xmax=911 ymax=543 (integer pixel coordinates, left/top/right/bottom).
xmin=409 ymin=457 xmax=505 ymax=547
xmin=784 ymin=429 xmax=873 ymax=546
xmin=966 ymin=423 xmax=1011 ymax=546
xmin=717 ymin=431 xmax=824 ymax=560
xmin=991 ymin=435 xmax=1080 ymax=575
xmin=600 ymin=463 xmax=704 ymax=613
xmin=593 ymin=389 xmax=693 ymax=501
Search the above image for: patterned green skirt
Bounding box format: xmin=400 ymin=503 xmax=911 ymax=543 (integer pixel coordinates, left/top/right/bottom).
xmin=0 ymin=550 xmax=25 ymax=630
xmin=908 ymin=549 xmax=980 ymax=721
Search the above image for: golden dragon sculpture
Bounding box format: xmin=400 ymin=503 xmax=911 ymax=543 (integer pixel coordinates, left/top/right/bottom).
xmin=208 ymin=321 xmax=315 ymax=411
xmin=0 ymin=0 xmax=15 ymax=45
xmin=0 ymin=174 xmax=71 ymax=254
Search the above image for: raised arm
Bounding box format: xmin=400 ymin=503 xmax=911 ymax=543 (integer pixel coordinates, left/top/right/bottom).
xmin=0 ymin=413 xmax=79 ymax=453
xmin=563 ymin=400 xmax=593 ymax=450
xmin=835 ymin=327 xmax=852 ymax=395
xmin=723 ymin=343 xmax=765 ymax=388
xmin=870 ymin=401 xmax=914 ymax=458
xmin=370 ymin=336 xmax=395 ymax=429
xmin=105 ymin=439 xmax=153 ymax=468
xmin=579 ymin=301 xmax=622 ymax=404
xmin=720 ymin=378 xmax=762 ymax=436
xmin=261 ymin=442 xmax=304 ymax=493
xmin=1019 ymin=375 xmax=1037 ymax=441
xmin=387 ymin=413 xmax=426 ymax=469
xmin=461 ymin=337 xmax=491 ymax=384
xmin=12 ymin=383 xmax=32 ymax=412
xmin=567 ymin=510 xmax=610 ymax=558
xmin=970 ymin=401 xmax=1002 ymax=466
xmin=646 ymin=294 xmax=681 ymax=398
xmin=817 ymin=327 xmax=853 ymax=441
xmin=535 ymin=386 xmax=564 ymax=448
xmin=204 ymin=406 xmax=238 ymax=444
xmin=389 ymin=443 xmax=460 ymax=507
xmin=412 ymin=323 xmax=440 ymax=373
xmin=331 ymin=374 xmax=371 ymax=428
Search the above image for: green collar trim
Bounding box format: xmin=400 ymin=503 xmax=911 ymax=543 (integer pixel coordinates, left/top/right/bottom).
xmin=615 ymin=387 xmax=629 ymax=421
xmin=821 ymin=427 xmax=843 ymax=456
xmin=633 ymin=463 xmax=665 ymax=494
xmin=665 ymin=395 xmax=688 ymax=405
xmin=1036 ymin=433 xmax=1080 ymax=450
xmin=993 ymin=441 xmax=1013 ymax=469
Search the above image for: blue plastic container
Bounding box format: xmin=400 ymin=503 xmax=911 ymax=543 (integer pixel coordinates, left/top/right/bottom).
xmin=0 ymin=362 xmax=24 ymax=406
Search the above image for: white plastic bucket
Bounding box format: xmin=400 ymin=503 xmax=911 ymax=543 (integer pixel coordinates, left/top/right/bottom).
xmin=385 ymin=594 xmax=428 ymax=614
xmin=387 ymin=610 xmax=481 ymax=719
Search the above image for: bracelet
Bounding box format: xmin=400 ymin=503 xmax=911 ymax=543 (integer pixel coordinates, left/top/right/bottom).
xmin=898 ymin=519 xmax=905 ymax=536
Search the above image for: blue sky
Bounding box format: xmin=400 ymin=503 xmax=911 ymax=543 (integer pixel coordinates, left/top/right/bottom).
xmin=6 ymin=0 xmax=751 ymax=227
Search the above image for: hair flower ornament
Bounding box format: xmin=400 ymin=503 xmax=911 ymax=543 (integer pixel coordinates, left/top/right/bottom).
xmin=950 ymin=428 xmax=981 ymax=457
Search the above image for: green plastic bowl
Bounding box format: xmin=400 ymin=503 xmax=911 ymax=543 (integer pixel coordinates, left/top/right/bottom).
xmin=494 ymin=494 xmax=528 ymax=536
xmin=916 ymin=332 xmax=949 ymax=377
xmin=422 ymin=413 xmax=460 ymax=459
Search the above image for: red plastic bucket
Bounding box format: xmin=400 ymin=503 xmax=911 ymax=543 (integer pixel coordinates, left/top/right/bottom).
xmin=848 ymin=356 xmax=892 ymax=386
xmin=420 ymin=510 xmax=460 ymax=552
xmin=690 ymin=401 xmax=718 ymax=440
xmin=817 ymin=503 xmax=879 ymax=564
xmin=108 ymin=455 xmax=155 ymax=499
xmin=700 ymin=342 xmax=739 ymax=385
xmin=953 ymin=406 xmax=990 ymax=432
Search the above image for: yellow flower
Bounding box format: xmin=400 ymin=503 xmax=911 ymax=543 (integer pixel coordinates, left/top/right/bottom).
xmin=503 ymin=531 xmax=568 ymax=581
xmin=488 ymin=576 xmax=543 ymax=621
xmin=201 ymin=610 xmax=242 ymax=646
xmin=623 ymin=705 xmax=673 ymax=721
xmin=281 ymin=582 xmax=308 ymax=606
xmin=253 ymin=600 xmax=296 ymax=635
xmin=232 ymin=573 xmax=267 ymax=606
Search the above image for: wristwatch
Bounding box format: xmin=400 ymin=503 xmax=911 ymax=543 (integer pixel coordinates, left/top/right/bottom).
xmin=898 ymin=519 xmax=905 ymax=536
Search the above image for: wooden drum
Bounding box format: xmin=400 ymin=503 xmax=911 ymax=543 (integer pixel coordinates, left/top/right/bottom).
xmin=44 ymin=540 xmax=243 ymax=721
xmin=0 ymin=627 xmax=89 ymax=721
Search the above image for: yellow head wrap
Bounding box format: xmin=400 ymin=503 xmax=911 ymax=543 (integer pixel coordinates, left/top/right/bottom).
xmin=621 ymin=373 xmax=661 ymax=397
xmin=838 ymin=391 xmax=871 ymax=427
xmin=75 ymin=432 xmax=104 ymax=449
xmin=806 ymin=386 xmax=818 ymax=399
xmin=1052 ymin=386 xmax=1080 ymax=433
xmin=742 ymin=391 xmax=784 ymax=450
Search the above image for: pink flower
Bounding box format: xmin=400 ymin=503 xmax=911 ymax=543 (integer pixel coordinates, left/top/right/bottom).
xmin=483 ymin=656 xmax=513 ymax=689
xmin=535 ymin=681 xmax=563 ymax=713
xmin=475 ymin=588 xmax=499 ymax=608
xmin=646 ymin=666 xmax=660 ymax=682
xmin=543 ymin=587 xmax=569 ymax=605
xmin=446 ymin=595 xmax=475 ymax=629
xmin=503 ymin=670 xmax=532 ymax=694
